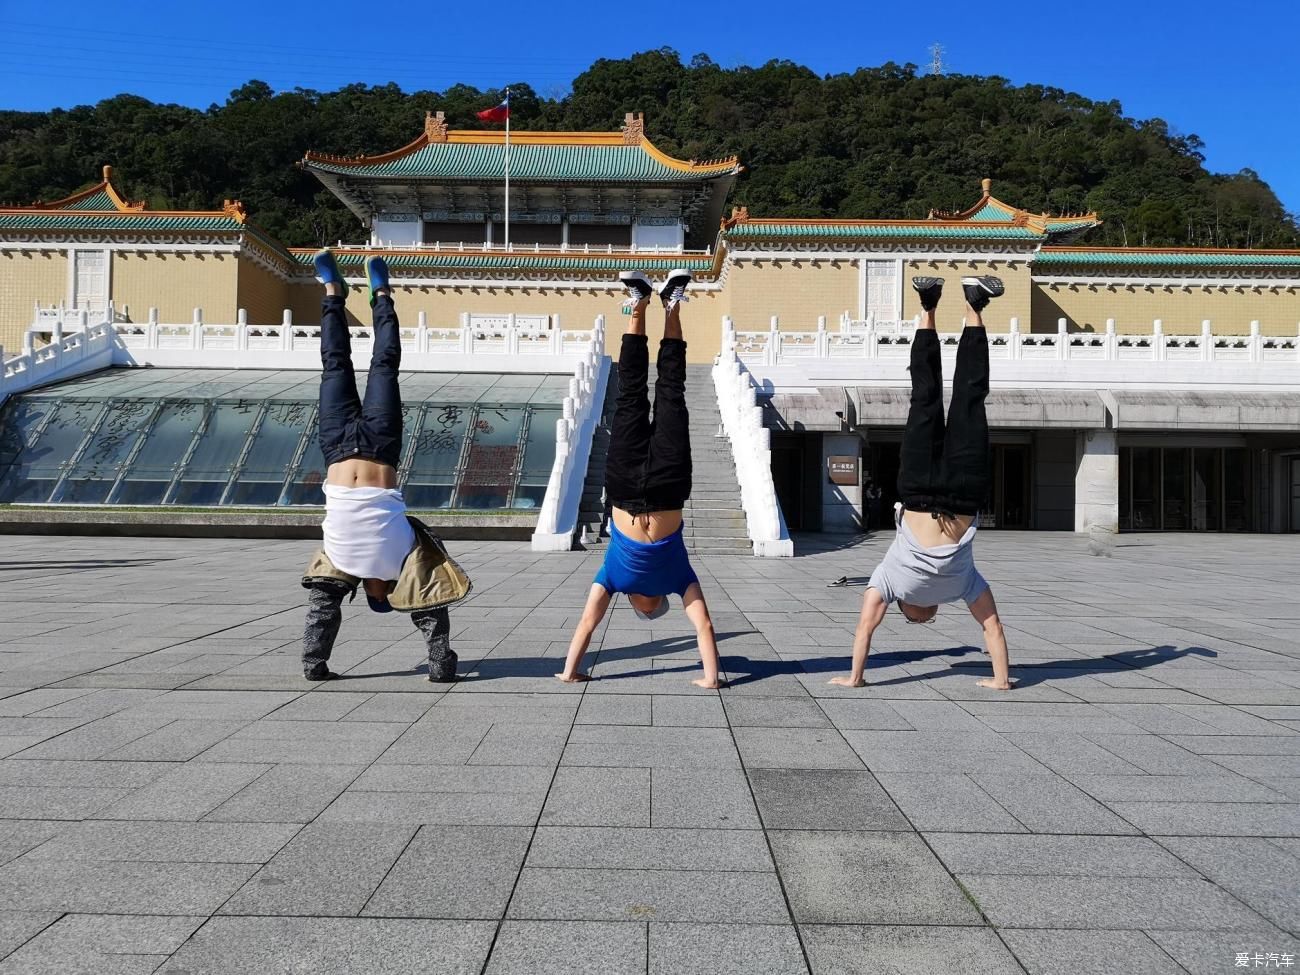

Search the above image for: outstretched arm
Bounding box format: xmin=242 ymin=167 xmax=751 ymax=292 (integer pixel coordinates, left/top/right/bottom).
xmin=830 ymin=587 xmax=888 ymax=687
xmin=968 ymin=588 xmax=1014 ymax=689
xmin=682 ymin=583 xmax=724 ymax=689
xmin=557 ymin=584 xmax=612 ymax=682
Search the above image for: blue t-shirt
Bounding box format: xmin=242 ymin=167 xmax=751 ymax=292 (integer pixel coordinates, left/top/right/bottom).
xmin=593 ymin=523 xmax=700 ymax=597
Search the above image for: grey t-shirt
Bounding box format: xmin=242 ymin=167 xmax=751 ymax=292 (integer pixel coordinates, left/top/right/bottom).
xmin=868 ymin=504 xmax=989 ymax=607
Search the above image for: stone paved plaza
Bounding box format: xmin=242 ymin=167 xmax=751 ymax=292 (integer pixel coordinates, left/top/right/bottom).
xmin=0 ymin=530 xmax=1298 ymax=974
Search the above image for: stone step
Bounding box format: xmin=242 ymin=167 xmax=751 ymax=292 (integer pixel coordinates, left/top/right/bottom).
xmin=682 ymin=526 xmax=750 ymax=538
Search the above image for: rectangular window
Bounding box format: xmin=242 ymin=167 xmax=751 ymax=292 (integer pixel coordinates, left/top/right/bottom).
xmin=456 ymin=406 xmax=525 ymax=509
xmin=0 ymin=400 xmax=102 ymax=503
xmin=1223 ymin=448 xmax=1252 ymax=532
xmin=404 ymin=403 xmax=471 ymax=509
xmin=568 ymin=223 xmax=632 ymax=247
xmin=865 ymin=261 xmax=899 ymax=321
xmin=227 ymin=402 xmax=313 ymax=506
xmin=1162 ymin=448 xmax=1190 ymax=530
xmin=1129 ymin=446 xmax=1159 ymax=531
xmin=168 ymin=402 xmax=260 ymax=506
xmin=56 ymin=399 xmax=154 ymax=504
xmin=423 ymin=221 xmax=487 ymax=245
xmin=514 ymin=406 xmax=561 ymax=509
xmin=114 ymin=401 xmax=206 ymax=505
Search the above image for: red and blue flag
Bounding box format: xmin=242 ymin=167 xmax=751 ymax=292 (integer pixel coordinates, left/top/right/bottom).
xmin=476 ymin=91 xmax=510 ymax=124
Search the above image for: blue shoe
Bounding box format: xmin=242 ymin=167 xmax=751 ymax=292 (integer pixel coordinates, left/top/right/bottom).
xmin=364 ymin=255 xmax=390 ymax=307
xmin=312 ymin=248 xmax=347 ymax=296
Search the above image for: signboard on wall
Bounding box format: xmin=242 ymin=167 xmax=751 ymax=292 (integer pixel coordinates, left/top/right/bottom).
xmin=828 ymin=455 xmax=860 ymax=486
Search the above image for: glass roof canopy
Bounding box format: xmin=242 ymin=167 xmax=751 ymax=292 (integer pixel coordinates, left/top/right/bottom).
xmin=0 ymin=368 xmax=569 ymax=510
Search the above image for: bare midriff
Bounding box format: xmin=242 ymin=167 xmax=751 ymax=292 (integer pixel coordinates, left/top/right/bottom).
xmin=902 ymin=508 xmax=975 ymax=547
xmin=325 ymin=457 xmax=399 ymax=489
xmin=611 ymin=506 xmax=683 ymax=543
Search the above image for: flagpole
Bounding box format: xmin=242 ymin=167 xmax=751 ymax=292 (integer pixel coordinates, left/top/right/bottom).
xmin=503 ymin=89 xmax=511 ymax=252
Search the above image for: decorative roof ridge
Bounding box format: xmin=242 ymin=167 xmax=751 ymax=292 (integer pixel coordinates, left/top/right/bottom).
xmin=1040 ymin=245 xmax=1300 ymax=256
xmin=301 ymin=113 xmax=741 ymax=175
xmin=18 ymin=165 xmax=147 ymax=212
xmin=725 ymin=215 xmax=1030 ymax=229
xmin=928 ymin=178 xmax=1100 ymax=231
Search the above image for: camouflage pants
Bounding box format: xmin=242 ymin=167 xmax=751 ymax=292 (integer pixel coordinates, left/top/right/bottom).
xmin=302 ymin=580 xmax=456 ymax=680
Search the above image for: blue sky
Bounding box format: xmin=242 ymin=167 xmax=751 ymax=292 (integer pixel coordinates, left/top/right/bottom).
xmin=3 ymin=0 xmax=1296 ymax=212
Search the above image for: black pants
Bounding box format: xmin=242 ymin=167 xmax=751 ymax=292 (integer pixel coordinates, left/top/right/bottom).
xmin=897 ymin=327 xmax=990 ymax=517
xmin=605 ymin=334 xmax=692 ymax=514
xmin=317 ymin=295 xmax=403 ymax=469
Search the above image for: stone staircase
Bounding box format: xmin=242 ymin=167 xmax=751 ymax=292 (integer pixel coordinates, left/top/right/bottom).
xmin=575 ymin=361 xmax=752 ymax=555
xmin=680 ymin=364 xmax=752 ymax=555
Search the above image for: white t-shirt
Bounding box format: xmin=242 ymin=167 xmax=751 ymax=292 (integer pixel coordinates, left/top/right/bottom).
xmin=322 ymin=485 xmax=416 ymax=581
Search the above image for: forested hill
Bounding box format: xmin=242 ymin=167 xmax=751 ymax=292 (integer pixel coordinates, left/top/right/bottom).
xmin=2 ymin=50 xmax=1295 ymax=249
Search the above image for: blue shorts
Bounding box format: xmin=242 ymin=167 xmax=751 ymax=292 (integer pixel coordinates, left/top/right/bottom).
xmin=593 ymin=523 xmax=699 ymax=597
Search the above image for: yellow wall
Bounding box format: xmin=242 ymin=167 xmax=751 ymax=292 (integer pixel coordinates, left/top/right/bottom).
xmin=286 ymin=280 xmax=729 ymax=362
xmin=112 ymin=251 xmax=238 ymax=325
xmin=726 ymin=259 xmax=858 ymax=332
xmin=235 ymin=255 xmax=291 ymax=325
xmin=1032 ymin=281 xmax=1300 ymax=336
xmin=903 ymin=259 xmax=1034 ymax=329
xmin=0 ymin=250 xmax=66 ymax=353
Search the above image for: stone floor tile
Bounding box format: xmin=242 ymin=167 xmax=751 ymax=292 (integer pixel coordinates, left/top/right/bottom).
xmin=925 ymin=832 xmax=1196 ymax=877
xmin=874 ymin=773 xmax=1025 ymax=833
xmin=362 ymin=825 xmax=532 ymax=919
xmin=801 ymin=923 xmax=1020 ymax=975
xmin=748 ymin=769 xmax=908 ymax=830
xmin=999 ymin=928 xmax=1185 ymax=975
xmin=486 ymin=921 xmax=646 ymax=975
xmin=651 ymin=768 xmax=761 ymax=828
xmin=507 ymin=868 xmax=789 ymax=923
xmin=162 ymin=916 xmax=496 ymax=975
xmin=768 ymin=830 xmax=979 ymax=925
xmin=540 ymin=766 xmax=650 ymax=827
xmin=648 ymin=922 xmax=806 ymax=975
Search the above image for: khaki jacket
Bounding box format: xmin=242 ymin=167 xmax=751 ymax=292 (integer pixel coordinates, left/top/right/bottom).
xmin=301 ymin=516 xmax=473 ymax=612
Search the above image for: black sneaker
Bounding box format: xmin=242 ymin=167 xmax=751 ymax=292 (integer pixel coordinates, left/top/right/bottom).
xmin=912 ymin=276 xmax=944 ymax=312
xmin=961 ymin=276 xmax=1004 ymax=312
xmin=659 ymin=269 xmax=693 ymax=310
xmin=304 ymin=667 xmax=338 ymax=682
xmin=426 ymin=654 xmax=458 ymax=684
xmin=618 ymin=271 xmax=654 ymax=307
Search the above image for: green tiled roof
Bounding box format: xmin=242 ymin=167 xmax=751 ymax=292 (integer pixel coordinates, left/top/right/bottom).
xmin=1035 ymin=250 xmax=1300 ymax=267
xmin=306 ymin=143 xmax=735 ymax=183
xmin=60 ymin=189 xmax=118 ymax=211
xmin=966 ymin=199 xmax=1018 ymax=222
xmin=289 ymin=251 xmax=717 ymax=273
xmin=0 ymin=213 xmax=244 ymax=232
xmin=725 ymin=221 xmax=1044 ymax=240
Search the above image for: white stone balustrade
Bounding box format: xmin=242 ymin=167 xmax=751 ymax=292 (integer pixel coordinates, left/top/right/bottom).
xmin=1 ymin=309 xmax=118 ymax=406
xmin=742 ymin=315 xmax=1300 ymax=370
xmin=713 ymin=317 xmax=794 ymax=558
xmin=532 ymin=315 xmax=611 ymax=551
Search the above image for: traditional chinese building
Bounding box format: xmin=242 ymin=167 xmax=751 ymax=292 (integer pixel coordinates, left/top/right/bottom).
xmin=1 ymin=117 xmax=1298 ymax=537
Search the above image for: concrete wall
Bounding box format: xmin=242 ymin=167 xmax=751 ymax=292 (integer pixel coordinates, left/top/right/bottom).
xmin=0 ymin=249 xmax=67 ymax=353
xmin=235 ymin=256 xmax=291 ymax=326
xmin=726 ymin=259 xmax=858 ymax=332
xmin=113 ymin=251 xmax=239 ymax=325
xmin=1033 ymin=281 xmax=1300 ymax=336
xmin=285 ymin=280 xmax=728 ymax=363
xmin=1033 ymin=431 xmax=1076 ymax=530
xmin=1075 ymin=428 xmax=1119 ymax=533
xmin=904 ymin=259 xmax=1033 ymax=328
xmin=821 ymin=432 xmax=864 ymax=533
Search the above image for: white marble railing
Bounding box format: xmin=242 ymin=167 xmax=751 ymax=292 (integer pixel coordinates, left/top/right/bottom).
xmin=532 ymin=315 xmax=610 ymax=552
xmin=1 ymin=314 xmax=117 ymax=406
xmin=714 ymin=317 xmax=794 ymax=558
xmin=355 ymin=241 xmax=712 ymax=256
xmin=738 ymin=316 xmax=1300 ymax=368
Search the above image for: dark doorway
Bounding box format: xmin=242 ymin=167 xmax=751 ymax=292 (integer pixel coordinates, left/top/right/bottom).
xmin=771 ymin=433 xmax=821 ymax=531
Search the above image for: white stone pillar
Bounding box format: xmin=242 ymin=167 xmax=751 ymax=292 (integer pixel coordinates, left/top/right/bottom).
xmin=822 ymin=432 xmax=864 ymax=533
xmin=1075 ymin=428 xmax=1119 ymax=534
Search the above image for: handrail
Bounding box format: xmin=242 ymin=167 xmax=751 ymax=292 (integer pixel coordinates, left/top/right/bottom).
xmin=713 ymin=316 xmax=793 ymax=557
xmin=532 ymin=315 xmax=609 ymax=551
xmin=741 ymin=315 xmax=1300 ymax=367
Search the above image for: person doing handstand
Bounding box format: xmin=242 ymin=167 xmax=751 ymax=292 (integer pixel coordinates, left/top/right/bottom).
xmin=556 ymin=270 xmax=724 ymax=689
xmin=299 ymin=250 xmax=470 ymax=683
xmin=830 ymin=276 xmax=1014 ymax=691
